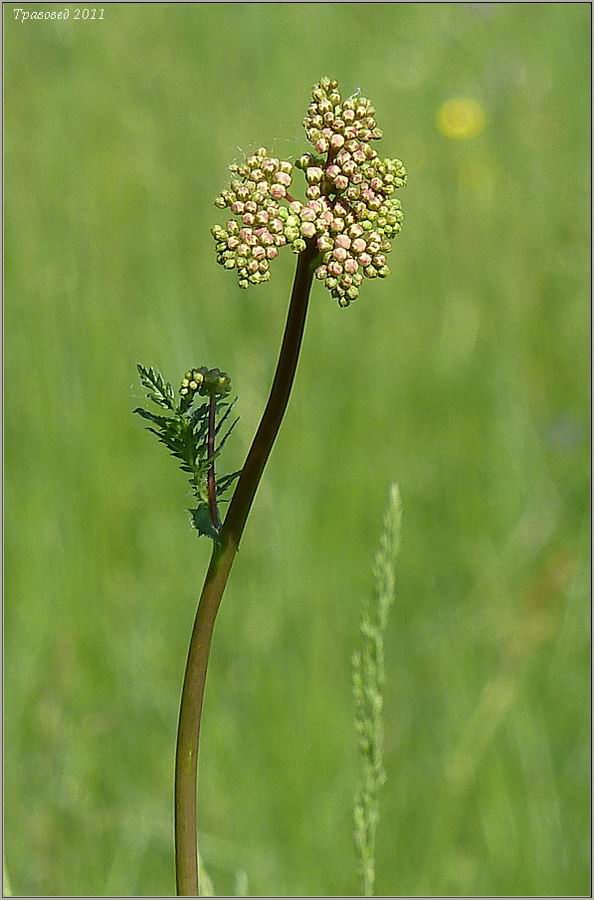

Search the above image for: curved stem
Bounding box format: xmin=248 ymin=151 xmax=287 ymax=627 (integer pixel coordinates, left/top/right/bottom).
xmin=174 ymin=241 xmax=318 ymax=896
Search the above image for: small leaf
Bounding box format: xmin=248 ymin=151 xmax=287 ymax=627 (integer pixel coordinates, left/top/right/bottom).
xmin=216 ymin=469 xmax=242 ymax=496
xmin=217 ymin=417 xmax=240 ymax=454
xmin=133 ymin=407 xmax=170 ymax=429
xmin=189 ymin=504 xmax=221 ymax=543
xmin=137 ymin=364 xmax=175 ymax=409
xmin=214 ymin=397 xmax=238 ymax=435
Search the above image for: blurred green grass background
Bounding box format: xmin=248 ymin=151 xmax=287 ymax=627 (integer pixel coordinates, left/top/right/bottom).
xmin=4 ymin=3 xmax=590 ymax=896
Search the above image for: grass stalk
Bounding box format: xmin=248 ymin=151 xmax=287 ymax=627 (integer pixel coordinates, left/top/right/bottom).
xmin=353 ymin=484 xmax=402 ymax=896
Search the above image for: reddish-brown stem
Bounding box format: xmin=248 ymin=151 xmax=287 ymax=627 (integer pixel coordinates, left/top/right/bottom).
xmin=174 ymin=241 xmax=318 ymax=896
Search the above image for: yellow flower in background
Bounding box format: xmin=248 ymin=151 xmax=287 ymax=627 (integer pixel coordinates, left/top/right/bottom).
xmin=438 ymin=97 xmax=486 ymax=140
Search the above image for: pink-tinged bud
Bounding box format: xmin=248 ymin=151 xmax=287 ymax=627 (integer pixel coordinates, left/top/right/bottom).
xmin=330 ymin=133 xmax=345 ymax=150
xmin=326 ymin=164 xmax=340 ymax=179
xmin=368 ymin=242 xmax=381 ymax=254
xmin=227 ymin=237 xmax=240 ymax=250
xmin=359 ymin=252 xmax=372 ymax=267
xmin=266 ymin=247 xmax=278 ymax=259
xmin=315 ymin=138 xmax=329 ymax=153
xmin=343 ymin=108 xmax=355 ymax=123
xmin=317 ymin=235 xmax=333 ymax=252
xmin=289 ymin=201 xmax=303 ymax=215
xmin=270 ymin=218 xmax=283 ymax=234
xmin=335 ymin=175 xmax=349 ymax=191
xmin=335 ymin=234 xmax=351 ymax=250
xmin=330 ymin=217 xmax=345 ymax=232
xmin=301 ymin=207 xmax=316 ymax=222
xmin=243 ymin=213 xmax=255 ymax=226
xmin=374 ymin=254 xmax=387 ymax=267
xmin=344 ymin=257 xmax=358 ymax=274
xmin=252 ymin=246 xmax=265 ymax=259
xmin=238 ymin=243 xmax=250 ymax=257
xmin=256 ymin=210 xmax=269 ymax=224
xmin=270 ymin=184 xmax=286 ymax=199
xmin=245 ymin=201 xmax=258 ymax=214
xmin=370 ymin=177 xmax=382 ymax=191
xmin=333 ymin=247 xmax=347 ymax=262
xmin=353 ymin=149 xmax=366 ymax=164
xmin=306 ymin=185 xmax=321 ymax=200
xmin=301 ymin=222 xmax=316 ymax=238
xmin=276 ymin=171 xmax=292 ymax=187
xmin=315 ymin=265 xmax=328 ymax=280
xmin=369 ymin=232 xmax=382 ymax=244
xmin=306 ymin=166 xmax=324 ymax=183
xmin=328 ymin=261 xmax=343 ymax=276
xmin=247 ymin=260 xmax=259 ymax=274
xmin=231 ymin=201 xmax=244 ymax=215
xmin=308 ymin=200 xmax=323 ymax=214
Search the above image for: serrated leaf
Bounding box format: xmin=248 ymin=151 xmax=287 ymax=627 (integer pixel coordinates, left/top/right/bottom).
xmin=189 ymin=504 xmax=221 ymax=543
xmin=216 ymin=469 xmax=242 ymax=496
xmin=133 ymin=407 xmax=170 ymax=429
xmin=214 ymin=397 xmax=238 ymax=435
xmin=217 ymin=417 xmax=239 ymax=454
xmin=137 ymin=364 xmax=175 ymax=409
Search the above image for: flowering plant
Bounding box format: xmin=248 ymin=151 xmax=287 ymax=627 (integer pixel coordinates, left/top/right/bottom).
xmin=135 ymin=77 xmax=406 ymax=896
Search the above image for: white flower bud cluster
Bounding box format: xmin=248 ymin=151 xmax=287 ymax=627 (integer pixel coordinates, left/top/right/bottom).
xmin=301 ymin=78 xmax=406 ymax=306
xmin=303 ymin=77 xmax=383 ymax=155
xmin=211 ymin=79 xmax=406 ymax=306
xmin=211 ymin=147 xmax=297 ymax=288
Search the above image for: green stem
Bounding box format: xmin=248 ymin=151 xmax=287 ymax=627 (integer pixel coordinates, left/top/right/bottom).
xmin=174 ymin=241 xmax=318 ymax=896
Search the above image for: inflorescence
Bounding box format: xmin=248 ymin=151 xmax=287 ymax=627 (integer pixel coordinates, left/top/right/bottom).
xmin=211 ymin=77 xmax=406 ymax=307
xmin=180 ymin=367 xmax=232 ymax=399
